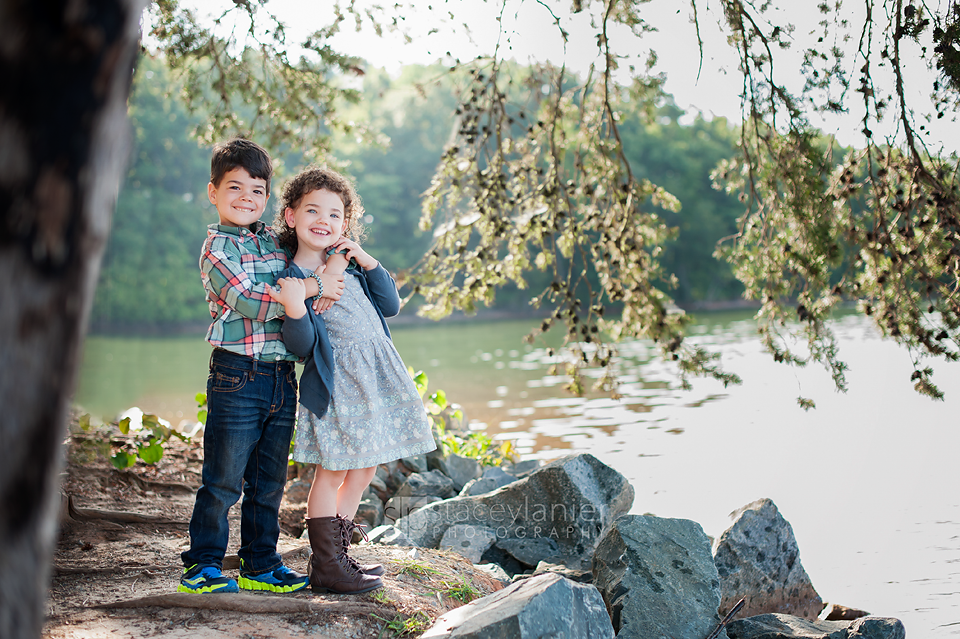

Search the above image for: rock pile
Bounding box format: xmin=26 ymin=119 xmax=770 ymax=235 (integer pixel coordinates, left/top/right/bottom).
xmin=284 ymin=449 xmax=906 ymax=639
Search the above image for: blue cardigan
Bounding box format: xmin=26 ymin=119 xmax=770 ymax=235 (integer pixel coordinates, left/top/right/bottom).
xmin=279 ymin=262 xmax=401 ymax=418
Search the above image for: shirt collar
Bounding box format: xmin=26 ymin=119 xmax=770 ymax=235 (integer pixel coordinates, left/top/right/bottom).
xmin=209 ymin=221 xmax=268 ymax=238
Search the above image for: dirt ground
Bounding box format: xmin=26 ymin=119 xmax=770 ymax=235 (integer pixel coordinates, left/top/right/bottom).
xmin=45 ymin=425 xmax=504 ymax=639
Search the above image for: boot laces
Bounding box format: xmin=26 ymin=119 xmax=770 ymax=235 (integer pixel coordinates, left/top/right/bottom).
xmin=336 ymin=515 xmax=370 ymax=574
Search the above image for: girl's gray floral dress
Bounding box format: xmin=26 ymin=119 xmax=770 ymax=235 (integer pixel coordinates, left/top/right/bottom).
xmin=292 ymin=274 xmax=436 ymax=470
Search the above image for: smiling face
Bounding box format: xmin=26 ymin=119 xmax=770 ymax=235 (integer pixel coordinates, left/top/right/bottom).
xmin=284 ymin=188 xmax=345 ymax=255
xmin=208 ymin=167 xmax=269 ymax=229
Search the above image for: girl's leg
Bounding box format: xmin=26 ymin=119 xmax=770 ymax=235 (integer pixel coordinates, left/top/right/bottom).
xmin=307 ymin=466 xmax=347 ymax=519
xmin=336 ymin=466 xmax=377 ymax=520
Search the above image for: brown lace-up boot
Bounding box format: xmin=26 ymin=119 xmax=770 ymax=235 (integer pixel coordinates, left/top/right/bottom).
xmin=305 ymin=517 xmax=382 ymax=594
xmin=336 ymin=515 xmax=384 ymax=577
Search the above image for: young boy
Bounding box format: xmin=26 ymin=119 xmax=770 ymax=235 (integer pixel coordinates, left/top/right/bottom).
xmin=179 ymin=139 xmax=343 ymax=594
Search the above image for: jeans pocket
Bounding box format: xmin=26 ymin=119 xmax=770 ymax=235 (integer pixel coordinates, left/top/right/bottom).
xmin=211 ymin=369 xmax=247 ymax=393
xmin=286 ymin=369 xmax=299 ymax=394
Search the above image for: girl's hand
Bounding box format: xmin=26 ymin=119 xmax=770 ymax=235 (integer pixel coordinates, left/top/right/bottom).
xmin=311 ymin=271 xmax=344 ymax=315
xmin=331 ymin=238 xmax=378 ymax=271
xmin=312 ymin=296 xmax=335 ymax=314
xmin=319 ymin=272 xmax=345 ymax=300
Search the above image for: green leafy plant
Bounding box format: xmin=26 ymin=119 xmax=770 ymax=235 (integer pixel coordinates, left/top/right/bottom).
xmin=104 ymin=393 xmax=206 ymax=470
xmin=108 ymin=412 xmax=188 ymax=470
xmin=411 ymin=369 xmax=518 ymax=467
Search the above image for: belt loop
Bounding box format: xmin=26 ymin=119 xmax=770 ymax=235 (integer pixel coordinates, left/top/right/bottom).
xmin=209 ymin=349 xmax=216 ymax=369
xmin=252 ymin=357 xmax=258 ymax=375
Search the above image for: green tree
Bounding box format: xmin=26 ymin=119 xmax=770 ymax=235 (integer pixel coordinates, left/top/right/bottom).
xmin=336 ymin=65 xmax=459 ymax=272
xmin=92 ymin=57 xmax=212 ymax=328
xmin=146 ymin=0 xmax=959 ymax=399
xmin=618 ymin=102 xmax=745 ymax=303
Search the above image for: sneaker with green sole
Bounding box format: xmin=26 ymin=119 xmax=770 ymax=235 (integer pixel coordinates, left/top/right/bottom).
xmin=238 ymin=561 xmax=308 ymax=593
xmin=178 ymin=564 xmax=239 ymax=594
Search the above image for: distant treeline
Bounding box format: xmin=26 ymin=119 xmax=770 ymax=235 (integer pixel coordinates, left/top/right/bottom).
xmin=91 ymin=57 xmax=746 ymax=330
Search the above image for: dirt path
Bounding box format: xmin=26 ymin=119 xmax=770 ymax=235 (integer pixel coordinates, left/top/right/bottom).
xmin=45 ymin=432 xmax=502 ymax=638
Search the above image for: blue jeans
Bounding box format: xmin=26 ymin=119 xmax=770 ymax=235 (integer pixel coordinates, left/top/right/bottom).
xmin=181 ymin=349 xmax=297 ymax=574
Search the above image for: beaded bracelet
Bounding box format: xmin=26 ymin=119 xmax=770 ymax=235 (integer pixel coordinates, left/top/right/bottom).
xmin=307 ymin=271 xmax=323 ymax=301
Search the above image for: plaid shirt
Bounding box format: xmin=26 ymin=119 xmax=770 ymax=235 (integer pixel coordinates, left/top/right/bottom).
xmin=200 ymin=222 xmax=297 ymax=361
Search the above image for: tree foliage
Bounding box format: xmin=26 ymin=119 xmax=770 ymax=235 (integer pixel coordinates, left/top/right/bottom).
xmin=712 ymin=0 xmax=960 ymax=401
xmin=146 ymin=0 xmax=960 ymax=399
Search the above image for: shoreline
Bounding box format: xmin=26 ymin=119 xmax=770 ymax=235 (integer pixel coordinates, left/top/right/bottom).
xmin=86 ymin=299 xmax=765 ymax=337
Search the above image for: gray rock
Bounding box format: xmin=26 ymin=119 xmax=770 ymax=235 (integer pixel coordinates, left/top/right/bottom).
xmin=364 ymin=524 xmax=413 ymax=546
xmin=385 ymin=494 xmax=442 ymax=524
xmin=368 ymin=473 xmax=390 ymax=502
xmin=440 ymin=524 xmax=498 ymax=563
xmin=396 ymin=453 xmax=634 ymax=560
xmin=503 ymin=459 xmax=541 ymax=477
xmin=420 ymin=572 xmax=614 ymax=639
xmin=396 ymin=470 xmax=457 ymax=499
xmin=474 ymin=563 xmax=511 ymax=585
xmin=355 ymin=495 xmax=384 ymax=530
xmin=592 ymin=514 xmax=725 ymax=639
xmin=460 ymin=466 xmax=517 ymax=497
xmin=714 ymin=498 xmax=823 ymax=619
xmin=820 ymin=603 xmax=871 ymax=621
xmin=377 ymin=460 xmax=411 ymax=495
xmin=430 ymin=453 xmax=482 ymax=492
xmin=496 ymin=537 xmax=561 ymax=568
xmin=401 ymin=454 xmax=428 ymax=473
xmin=726 ymin=613 xmax=905 ymax=639
xmin=533 ymin=559 xmax=593 ymax=583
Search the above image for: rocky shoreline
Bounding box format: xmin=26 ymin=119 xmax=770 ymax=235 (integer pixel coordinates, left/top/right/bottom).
xmin=280 ymin=448 xmax=906 ymax=638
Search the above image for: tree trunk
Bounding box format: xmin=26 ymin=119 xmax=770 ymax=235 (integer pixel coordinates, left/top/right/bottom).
xmin=0 ymin=1 xmax=144 ymax=637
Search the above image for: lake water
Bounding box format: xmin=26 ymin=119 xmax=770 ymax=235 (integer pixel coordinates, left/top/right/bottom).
xmin=76 ymin=311 xmax=960 ymax=636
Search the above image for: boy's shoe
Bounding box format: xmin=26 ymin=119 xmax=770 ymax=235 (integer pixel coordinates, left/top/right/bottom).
xmin=238 ymin=561 xmax=309 ymax=593
xmin=178 ymin=564 xmax=239 ymax=594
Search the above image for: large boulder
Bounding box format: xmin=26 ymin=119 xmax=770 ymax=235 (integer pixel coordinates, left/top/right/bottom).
xmin=440 ymin=524 xmax=498 ymax=563
xmin=396 ymin=454 xmax=634 ymax=559
xmin=713 ymin=499 xmax=823 ymax=619
xmin=592 ymin=515 xmax=725 ymax=639
xmin=385 ymin=494 xmax=442 ymax=524
xmin=420 ymin=572 xmax=614 ymax=639
xmin=726 ymin=613 xmax=905 ymax=639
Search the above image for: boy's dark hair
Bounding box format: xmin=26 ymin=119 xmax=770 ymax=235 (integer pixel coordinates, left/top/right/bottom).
xmin=274 ymin=166 xmax=365 ymax=255
xmin=210 ymin=138 xmax=273 ymax=192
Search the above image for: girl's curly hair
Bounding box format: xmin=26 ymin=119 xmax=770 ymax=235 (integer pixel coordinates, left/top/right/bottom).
xmin=273 ymin=166 xmax=365 ymax=255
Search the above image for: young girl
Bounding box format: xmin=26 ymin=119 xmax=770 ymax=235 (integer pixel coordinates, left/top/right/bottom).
xmin=269 ymin=167 xmax=436 ymax=595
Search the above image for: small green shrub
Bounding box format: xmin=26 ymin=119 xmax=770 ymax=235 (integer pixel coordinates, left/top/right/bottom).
xmin=410 ymin=369 xmax=518 ymax=467
xmin=76 ymin=392 xmax=206 ymax=470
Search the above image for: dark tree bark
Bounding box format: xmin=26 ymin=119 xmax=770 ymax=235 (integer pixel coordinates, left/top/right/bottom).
xmin=0 ymin=1 xmax=144 ymax=637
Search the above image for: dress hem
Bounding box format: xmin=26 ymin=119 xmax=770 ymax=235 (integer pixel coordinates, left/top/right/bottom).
xmin=292 ymin=437 xmax=437 ymax=471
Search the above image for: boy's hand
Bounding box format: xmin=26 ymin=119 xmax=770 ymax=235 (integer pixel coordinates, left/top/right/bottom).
xmin=331 ymin=238 xmax=378 ymax=271
xmin=268 ymin=277 xmax=307 ymax=319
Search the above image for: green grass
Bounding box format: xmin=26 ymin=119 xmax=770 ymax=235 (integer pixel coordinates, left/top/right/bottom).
xmin=372 ymin=611 xmax=431 ymax=637
xmin=393 ymin=558 xmax=443 ymax=579
xmin=434 ymin=575 xmax=480 ymax=604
